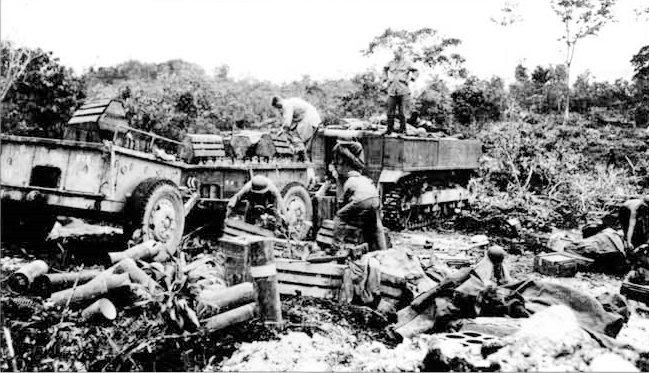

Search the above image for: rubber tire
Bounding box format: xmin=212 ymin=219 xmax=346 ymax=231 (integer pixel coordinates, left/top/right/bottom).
xmin=282 ymin=183 xmax=313 ymax=240
xmin=125 ymin=178 xmax=185 ymax=250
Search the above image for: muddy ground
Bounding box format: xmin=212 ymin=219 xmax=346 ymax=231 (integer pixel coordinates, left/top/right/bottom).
xmin=1 ymin=225 xmax=648 ymax=371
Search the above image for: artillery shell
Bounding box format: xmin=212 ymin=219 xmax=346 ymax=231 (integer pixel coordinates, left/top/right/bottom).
xmin=9 ymin=260 xmax=49 ymax=293
xmin=81 ymin=298 xmax=117 ymax=321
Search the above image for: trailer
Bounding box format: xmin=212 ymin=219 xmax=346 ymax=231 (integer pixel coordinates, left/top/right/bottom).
xmin=0 ymin=99 xmax=314 ymax=246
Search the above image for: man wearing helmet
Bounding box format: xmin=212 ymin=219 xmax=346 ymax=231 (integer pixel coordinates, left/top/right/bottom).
xmin=226 ymin=175 xmax=285 ymax=229
xmin=331 ymin=141 xmax=387 ymax=252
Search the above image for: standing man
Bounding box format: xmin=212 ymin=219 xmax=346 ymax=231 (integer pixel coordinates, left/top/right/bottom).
xmin=271 ymin=96 xmax=322 ymax=160
xmin=383 ymin=47 xmax=419 ymax=135
xmin=331 ymin=141 xmax=387 ymax=252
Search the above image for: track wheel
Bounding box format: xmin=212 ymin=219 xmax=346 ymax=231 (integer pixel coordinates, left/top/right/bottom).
xmin=282 ymin=183 xmax=313 ymax=240
xmin=126 ymin=178 xmax=185 ymax=250
xmin=382 ymin=187 xmax=411 ymax=231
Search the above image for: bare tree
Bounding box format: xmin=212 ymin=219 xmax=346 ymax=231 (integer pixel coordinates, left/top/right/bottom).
xmin=364 ymin=28 xmax=467 ymax=79
xmin=550 ymin=0 xmax=616 ymax=123
xmin=0 ymin=41 xmax=41 ymax=102
xmin=490 ymin=1 xmax=523 ymax=26
xmin=634 ymin=4 xmax=649 ymax=21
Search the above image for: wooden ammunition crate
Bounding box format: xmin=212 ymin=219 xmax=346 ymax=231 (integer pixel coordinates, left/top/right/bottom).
xmin=219 ymin=235 xmax=252 ymax=286
xmin=533 ymin=252 xmax=594 ymax=277
xmin=271 ymin=133 xmax=293 ymax=157
xmin=316 ymin=219 xmax=335 ymax=248
xmin=184 ymin=133 xmax=225 ymax=161
xmin=315 ymin=220 xmax=364 ymax=249
xmin=222 ymin=219 xmax=275 ymax=239
xmin=275 ymin=258 xmax=405 ymax=301
xmin=620 ymin=282 xmax=649 ymax=305
xmin=276 ymin=259 xmax=345 ymax=299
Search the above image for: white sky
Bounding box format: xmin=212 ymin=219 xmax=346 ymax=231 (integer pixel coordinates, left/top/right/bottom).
xmin=2 ymin=0 xmax=648 ymax=85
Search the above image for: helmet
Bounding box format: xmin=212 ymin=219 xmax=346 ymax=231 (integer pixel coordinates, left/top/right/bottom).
xmin=250 ymin=175 xmax=270 ymax=194
xmin=333 ymin=141 xmax=365 ymax=170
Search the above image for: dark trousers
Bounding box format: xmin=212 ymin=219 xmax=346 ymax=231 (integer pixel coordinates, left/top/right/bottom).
xmin=387 ymin=95 xmax=408 ymax=133
xmin=333 ymin=197 xmax=387 ymax=252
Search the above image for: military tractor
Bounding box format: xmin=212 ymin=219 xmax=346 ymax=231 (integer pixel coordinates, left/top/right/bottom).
xmin=310 ymin=128 xmax=482 ymax=230
xmin=0 ymin=99 xmax=314 ymax=247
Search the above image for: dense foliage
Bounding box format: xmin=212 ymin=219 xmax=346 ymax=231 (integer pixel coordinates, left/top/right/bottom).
xmin=1 ymin=42 xmax=86 ymax=137
xmin=2 ymin=41 xmax=647 ymax=140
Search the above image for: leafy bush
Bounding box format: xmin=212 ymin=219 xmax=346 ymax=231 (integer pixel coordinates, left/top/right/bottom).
xmin=451 ymin=76 xmax=507 ymax=124
xmin=474 ymin=117 xmax=648 ymax=229
xmin=1 ymin=42 xmax=86 ymax=137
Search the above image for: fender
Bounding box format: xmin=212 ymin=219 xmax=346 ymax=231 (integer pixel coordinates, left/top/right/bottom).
xmin=378 ymin=169 xmax=406 ymax=185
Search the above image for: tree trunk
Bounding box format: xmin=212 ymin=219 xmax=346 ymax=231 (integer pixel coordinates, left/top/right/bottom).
xmin=564 ymin=64 xmax=571 ymax=124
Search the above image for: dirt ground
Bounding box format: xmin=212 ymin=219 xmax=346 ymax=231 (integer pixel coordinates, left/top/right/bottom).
xmin=1 ymin=227 xmax=648 ymax=371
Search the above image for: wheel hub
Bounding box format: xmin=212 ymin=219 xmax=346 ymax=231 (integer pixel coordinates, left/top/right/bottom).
xmin=148 ymin=198 xmax=178 ymax=242
xmin=285 ymin=196 xmax=306 ymax=226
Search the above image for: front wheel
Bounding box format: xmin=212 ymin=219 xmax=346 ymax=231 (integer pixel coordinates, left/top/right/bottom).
xmin=282 ymin=183 xmax=313 ymax=240
xmin=125 ymin=179 xmax=185 ymax=251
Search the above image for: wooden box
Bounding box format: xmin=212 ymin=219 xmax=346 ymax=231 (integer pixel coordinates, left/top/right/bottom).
xmin=316 ymin=219 xmax=335 ymax=248
xmin=219 ymin=236 xmax=252 ymax=286
xmin=276 ymin=258 xmax=345 ymax=299
xmin=222 ymin=219 xmax=275 ymax=239
xmin=182 ymin=134 xmax=225 ymax=163
xmin=533 ymin=252 xmax=594 ymax=277
xmin=620 ymin=282 xmax=649 ymax=305
xmin=275 ymin=258 xmax=406 ymax=302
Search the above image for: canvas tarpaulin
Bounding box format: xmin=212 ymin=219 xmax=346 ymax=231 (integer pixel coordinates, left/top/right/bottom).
xmin=394 ymin=257 xmax=628 ymax=340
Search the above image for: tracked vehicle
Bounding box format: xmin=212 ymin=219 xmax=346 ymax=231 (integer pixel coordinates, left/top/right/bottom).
xmin=311 ymin=128 xmax=481 ymax=230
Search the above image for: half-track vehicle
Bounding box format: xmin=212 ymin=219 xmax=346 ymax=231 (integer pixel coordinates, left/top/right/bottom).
xmin=310 ymin=128 xmax=482 ymax=230
xmin=0 ymin=99 xmax=314 ymax=246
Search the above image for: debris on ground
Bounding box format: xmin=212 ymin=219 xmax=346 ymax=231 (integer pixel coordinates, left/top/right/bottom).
xmin=3 ymin=211 xmax=649 ymax=371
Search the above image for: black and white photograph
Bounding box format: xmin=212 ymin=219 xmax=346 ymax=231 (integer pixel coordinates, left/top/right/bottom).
xmin=0 ymin=0 xmax=648 ymax=371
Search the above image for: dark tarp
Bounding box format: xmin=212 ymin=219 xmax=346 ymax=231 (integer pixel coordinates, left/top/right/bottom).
xmin=395 ymin=262 xmax=628 ymax=341
xmin=566 ymin=228 xmax=629 ymax=273
xmin=502 ymin=279 xmax=626 ymax=338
